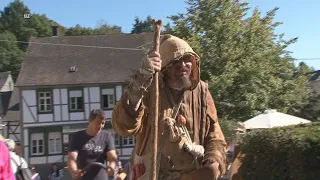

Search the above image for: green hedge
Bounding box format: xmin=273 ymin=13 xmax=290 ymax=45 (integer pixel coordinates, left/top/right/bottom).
xmin=237 ymin=122 xmax=320 ymax=180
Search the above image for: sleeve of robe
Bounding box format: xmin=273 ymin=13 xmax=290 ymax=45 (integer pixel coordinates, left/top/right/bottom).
xmin=111 ymin=89 xmax=148 ymax=137
xmin=203 ymin=87 xmax=227 ymax=174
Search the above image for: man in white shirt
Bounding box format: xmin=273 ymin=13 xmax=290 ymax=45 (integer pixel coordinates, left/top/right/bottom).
xmin=4 ymin=139 xmax=28 ymax=173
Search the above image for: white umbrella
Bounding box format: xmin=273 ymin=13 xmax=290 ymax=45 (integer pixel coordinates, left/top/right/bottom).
xmin=243 ymin=109 xmax=311 ymax=129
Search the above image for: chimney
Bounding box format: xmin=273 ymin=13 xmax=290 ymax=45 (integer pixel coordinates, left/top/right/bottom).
xmin=52 ymin=25 xmax=59 ymax=36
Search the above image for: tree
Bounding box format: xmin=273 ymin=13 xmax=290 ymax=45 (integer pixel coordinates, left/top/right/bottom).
xmin=0 ymin=31 xmax=24 ymax=80
xmin=0 ymin=0 xmax=35 ymax=50
xmin=168 ymin=0 xmax=312 ymax=122
xmin=65 ymin=20 xmax=122 ymax=36
xmin=64 ymin=24 xmax=93 ymax=36
xmin=0 ymin=0 xmax=63 ymax=50
xmin=92 ymin=19 xmax=122 ymax=35
xmin=131 ymin=15 xmax=176 ymax=34
xmin=27 ymin=14 xmax=66 ymax=37
xmin=131 ymin=15 xmax=153 ymax=34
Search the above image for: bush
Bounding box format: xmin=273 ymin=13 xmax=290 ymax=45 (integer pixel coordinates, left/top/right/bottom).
xmin=237 ymin=122 xmax=320 ymax=180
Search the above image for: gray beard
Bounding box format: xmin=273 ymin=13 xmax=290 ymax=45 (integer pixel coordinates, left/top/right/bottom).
xmin=169 ymin=76 xmax=192 ymax=91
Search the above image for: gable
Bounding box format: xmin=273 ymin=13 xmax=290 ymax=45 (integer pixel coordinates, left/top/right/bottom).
xmin=0 ymin=72 xmax=13 ymax=92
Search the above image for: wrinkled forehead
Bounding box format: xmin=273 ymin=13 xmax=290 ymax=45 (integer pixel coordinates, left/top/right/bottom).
xmin=166 ymin=53 xmax=198 ymax=69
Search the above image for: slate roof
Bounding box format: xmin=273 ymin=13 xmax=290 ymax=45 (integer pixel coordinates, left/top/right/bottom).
xmin=16 ymin=33 xmax=154 ymax=87
xmin=3 ymin=87 xmax=19 ymax=122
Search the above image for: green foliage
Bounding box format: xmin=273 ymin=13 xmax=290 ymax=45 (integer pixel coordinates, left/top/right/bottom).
xmin=238 ymin=123 xmax=320 ymax=180
xmin=219 ymin=118 xmax=238 ymax=143
xmin=130 ymin=15 xmax=174 ymax=34
xmin=64 ymin=20 xmax=122 ymax=36
xmin=0 ymin=0 xmax=61 ymax=80
xmin=27 ymin=13 xmax=64 ymax=37
xmin=0 ymin=1 xmax=63 ymax=50
xmin=0 ymin=31 xmax=24 ymax=80
xmin=168 ymin=0 xmax=312 ymax=122
xmin=131 ymin=15 xmax=153 ymax=34
xmin=0 ymin=0 xmax=35 ymax=50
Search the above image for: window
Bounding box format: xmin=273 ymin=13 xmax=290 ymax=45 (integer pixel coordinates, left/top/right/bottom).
xmin=31 ymin=133 xmax=44 ymax=155
xmin=69 ymin=90 xmax=83 ymax=111
xmin=112 ymin=133 xmax=120 ymax=147
xmin=38 ymin=91 xmax=52 ymax=112
xmin=101 ymin=88 xmax=115 ymax=109
xmin=48 ymin=132 xmax=62 ymax=154
xmin=122 ymin=136 xmax=135 ymax=147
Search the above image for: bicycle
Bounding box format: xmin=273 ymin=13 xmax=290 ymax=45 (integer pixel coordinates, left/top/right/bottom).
xmin=78 ymin=162 xmax=110 ymax=180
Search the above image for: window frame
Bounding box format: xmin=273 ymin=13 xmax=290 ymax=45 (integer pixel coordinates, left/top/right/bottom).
xmin=48 ymin=131 xmax=62 ymax=155
xmin=112 ymin=133 xmax=121 ymax=148
xmin=30 ymin=133 xmax=45 ymax=156
xmin=37 ymin=89 xmax=53 ymax=114
xmin=68 ymin=89 xmax=84 ymax=112
xmin=122 ymin=136 xmax=135 ymax=147
xmin=101 ymin=87 xmax=116 ymax=110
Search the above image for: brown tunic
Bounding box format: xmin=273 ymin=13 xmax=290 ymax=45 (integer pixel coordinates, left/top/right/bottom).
xmin=111 ymin=80 xmax=227 ymax=179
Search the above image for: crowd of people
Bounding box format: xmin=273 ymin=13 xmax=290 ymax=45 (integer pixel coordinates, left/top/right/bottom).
xmin=0 ymin=135 xmax=43 ymax=180
xmin=66 ymin=35 xmax=227 ymax=180
xmin=1 ymin=34 xmax=227 ymax=180
xmin=0 ymin=109 xmax=131 ymax=180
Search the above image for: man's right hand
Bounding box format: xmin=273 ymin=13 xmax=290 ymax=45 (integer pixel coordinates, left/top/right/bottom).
xmin=71 ymin=169 xmax=84 ymax=180
xmin=140 ymin=51 xmax=162 ymax=78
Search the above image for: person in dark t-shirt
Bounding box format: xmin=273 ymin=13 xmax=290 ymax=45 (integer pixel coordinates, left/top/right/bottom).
xmin=67 ymin=109 xmax=118 ymax=180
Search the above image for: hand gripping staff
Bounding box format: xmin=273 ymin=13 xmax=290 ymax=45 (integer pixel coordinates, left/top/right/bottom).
xmin=150 ymin=19 xmax=162 ymax=180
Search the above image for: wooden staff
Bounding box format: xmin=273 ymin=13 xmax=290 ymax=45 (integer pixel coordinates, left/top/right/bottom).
xmin=150 ymin=19 xmax=162 ymax=180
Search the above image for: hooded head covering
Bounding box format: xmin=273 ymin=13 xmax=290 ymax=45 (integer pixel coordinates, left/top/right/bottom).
xmin=159 ymin=34 xmax=200 ymax=90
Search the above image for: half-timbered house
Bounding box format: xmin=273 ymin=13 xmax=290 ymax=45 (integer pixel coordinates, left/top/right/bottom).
xmin=2 ymin=87 xmax=21 ymax=143
xmin=0 ymin=71 xmax=15 ymax=135
xmin=15 ymin=28 xmax=153 ymax=168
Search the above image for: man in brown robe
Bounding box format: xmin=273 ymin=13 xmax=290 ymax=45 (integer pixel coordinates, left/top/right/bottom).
xmin=111 ymin=34 xmax=226 ymax=180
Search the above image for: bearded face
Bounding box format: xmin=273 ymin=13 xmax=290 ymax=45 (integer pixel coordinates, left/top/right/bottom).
xmin=165 ymin=55 xmax=195 ymax=91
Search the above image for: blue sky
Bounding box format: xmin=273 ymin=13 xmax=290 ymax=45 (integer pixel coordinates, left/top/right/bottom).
xmin=1 ymin=0 xmax=319 ymax=69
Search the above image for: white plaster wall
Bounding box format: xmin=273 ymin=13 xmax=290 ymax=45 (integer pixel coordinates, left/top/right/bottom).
xmin=116 ymin=86 xmax=122 ymax=101
xmin=102 ymin=88 xmax=114 ymax=95
xmin=70 ymin=112 xmax=84 ymax=120
xmin=90 ymin=103 xmax=101 ymax=111
xmin=89 ymin=87 xmax=100 ymax=102
xmin=8 ymin=134 xmax=19 ymax=142
xmin=54 ymin=106 xmax=61 ymax=121
xmin=24 ymin=129 xmax=28 ymax=146
xmin=53 ymin=89 xmax=60 ymax=105
xmin=104 ymin=110 xmax=112 ymax=119
xmin=60 ymin=89 xmax=68 ymax=104
xmin=84 ymin=88 xmax=89 ymax=103
xmin=24 ymin=129 xmax=29 ymax=162
xmin=12 ymin=125 xmax=21 ymax=134
xmin=22 ymin=100 xmax=36 ymax=123
xmin=62 ymin=105 xmax=68 ymax=121
xmin=22 ymin=90 xmax=36 ymax=106
xmin=29 ymin=157 xmax=46 ymax=165
xmin=85 ymin=104 xmax=90 ymax=119
xmin=48 ymin=155 xmax=63 ymax=163
xmin=38 ymin=114 xmax=53 ymax=122
xmin=24 ymin=147 xmax=29 ymax=163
